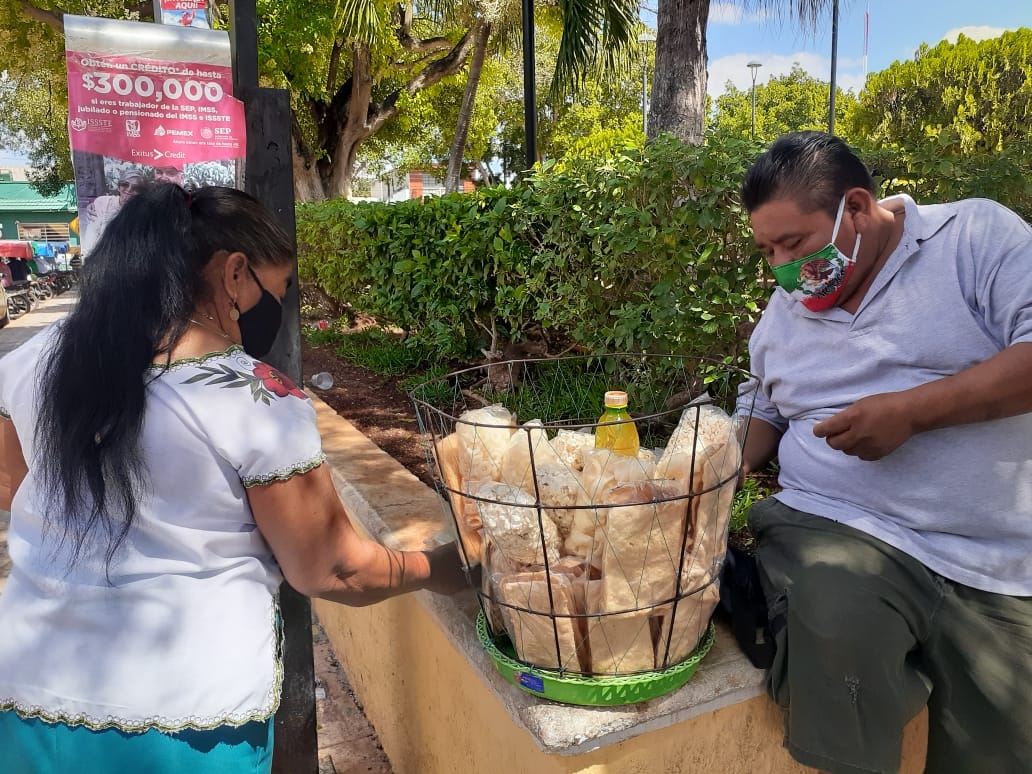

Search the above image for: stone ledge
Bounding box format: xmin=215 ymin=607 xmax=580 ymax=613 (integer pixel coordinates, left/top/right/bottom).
xmin=310 ymin=392 xmax=768 ymax=756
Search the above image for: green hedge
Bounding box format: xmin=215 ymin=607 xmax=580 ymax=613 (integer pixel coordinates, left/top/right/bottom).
xmin=297 ymin=134 xmax=766 ymax=365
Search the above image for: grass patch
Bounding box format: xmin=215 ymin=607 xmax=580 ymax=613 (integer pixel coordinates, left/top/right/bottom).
xmin=401 ymin=364 xmax=456 ymax=407
xmin=500 ymin=360 xmax=608 ymax=426
xmin=730 ymin=476 xmax=772 ymax=533
xmin=304 ymin=326 xmax=347 ymax=347
xmin=333 ymin=328 xmax=435 ymax=376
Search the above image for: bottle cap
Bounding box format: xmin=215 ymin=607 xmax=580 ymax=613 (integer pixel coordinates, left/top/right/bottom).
xmin=604 ymin=390 xmax=629 ymax=408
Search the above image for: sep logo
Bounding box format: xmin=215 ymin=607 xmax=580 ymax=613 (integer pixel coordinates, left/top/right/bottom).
xmin=125 ymin=119 xmax=141 ymax=138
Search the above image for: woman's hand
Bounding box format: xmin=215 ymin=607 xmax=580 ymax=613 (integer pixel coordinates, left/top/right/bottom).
xmin=248 ymin=463 xmax=469 ymax=606
xmin=422 ymin=542 xmax=478 ymax=596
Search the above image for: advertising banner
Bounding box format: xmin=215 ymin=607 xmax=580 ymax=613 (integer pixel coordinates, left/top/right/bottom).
xmin=157 ymin=0 xmax=211 ymax=29
xmin=64 ymin=15 xmax=244 ymax=255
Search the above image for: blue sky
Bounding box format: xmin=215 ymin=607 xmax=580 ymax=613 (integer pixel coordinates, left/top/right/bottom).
xmin=704 ymin=0 xmax=1032 ymax=98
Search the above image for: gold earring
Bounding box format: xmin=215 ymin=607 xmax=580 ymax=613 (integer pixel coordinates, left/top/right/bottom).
xmin=229 ymin=301 xmax=240 ymax=322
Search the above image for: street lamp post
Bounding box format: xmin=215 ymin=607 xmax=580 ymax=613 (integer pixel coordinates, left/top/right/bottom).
xmin=829 ymin=0 xmax=839 ymax=134
xmin=638 ymin=32 xmax=656 ymax=136
xmin=747 ymin=60 xmax=762 ymax=139
xmin=522 ymin=0 xmax=537 ymax=170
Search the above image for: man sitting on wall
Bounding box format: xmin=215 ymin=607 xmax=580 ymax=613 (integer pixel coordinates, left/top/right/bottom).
xmin=736 ymin=131 xmax=1032 ymax=774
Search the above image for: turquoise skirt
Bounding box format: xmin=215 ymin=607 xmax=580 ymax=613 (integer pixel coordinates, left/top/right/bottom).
xmin=0 ymin=710 xmax=274 ymax=774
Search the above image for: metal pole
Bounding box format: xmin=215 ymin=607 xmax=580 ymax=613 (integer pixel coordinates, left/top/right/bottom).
xmin=637 ymin=33 xmax=655 ymax=138
xmin=829 ymin=0 xmax=839 ymax=135
xmin=747 ymin=61 xmax=761 ymax=139
xmin=521 ymin=0 xmax=537 ymax=170
xmin=750 ymin=75 xmax=756 ymax=138
xmin=642 ymin=56 xmax=648 ymax=134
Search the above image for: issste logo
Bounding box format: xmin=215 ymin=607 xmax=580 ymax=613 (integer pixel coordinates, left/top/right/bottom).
xmin=70 ymin=118 xmax=88 ymax=132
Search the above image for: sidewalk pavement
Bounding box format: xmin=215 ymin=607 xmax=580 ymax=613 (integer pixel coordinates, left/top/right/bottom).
xmin=0 ymin=288 xmax=80 ymax=358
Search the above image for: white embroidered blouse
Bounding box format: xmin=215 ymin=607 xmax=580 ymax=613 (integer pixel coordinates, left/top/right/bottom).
xmin=0 ymin=328 xmax=326 ymax=732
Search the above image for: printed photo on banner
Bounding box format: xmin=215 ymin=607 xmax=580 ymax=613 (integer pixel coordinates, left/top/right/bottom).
xmin=72 ymin=150 xmax=236 ymax=256
xmin=64 ymin=14 xmax=243 ymax=255
xmin=159 ymin=0 xmax=210 ymax=29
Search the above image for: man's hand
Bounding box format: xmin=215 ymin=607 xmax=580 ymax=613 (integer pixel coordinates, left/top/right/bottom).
xmin=813 ymin=392 xmax=915 ymax=461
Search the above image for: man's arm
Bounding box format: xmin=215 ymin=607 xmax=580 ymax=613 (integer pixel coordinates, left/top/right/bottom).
xmin=815 ymin=341 xmax=1032 ymax=460
xmin=738 ymin=416 xmax=783 ymax=479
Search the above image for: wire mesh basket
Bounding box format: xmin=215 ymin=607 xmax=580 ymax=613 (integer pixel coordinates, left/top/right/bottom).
xmin=410 ymin=354 xmax=758 ymax=704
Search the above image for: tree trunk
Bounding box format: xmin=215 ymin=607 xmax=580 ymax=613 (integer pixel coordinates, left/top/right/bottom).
xmin=445 ymin=19 xmax=491 ymax=193
xmin=293 ymin=33 xmax=477 ymax=202
xmin=650 ymin=0 xmax=709 ymax=143
xmin=291 ymin=116 xmax=324 ymax=202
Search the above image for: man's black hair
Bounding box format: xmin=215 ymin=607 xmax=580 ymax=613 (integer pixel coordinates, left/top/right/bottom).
xmin=741 ymin=131 xmax=876 ymax=217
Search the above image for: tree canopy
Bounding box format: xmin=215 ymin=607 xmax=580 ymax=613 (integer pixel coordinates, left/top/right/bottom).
xmin=709 ymin=63 xmax=856 ymax=142
xmin=846 ymin=28 xmax=1032 ymax=155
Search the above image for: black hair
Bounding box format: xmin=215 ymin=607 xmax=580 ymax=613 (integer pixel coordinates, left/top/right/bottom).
xmin=35 ymin=184 xmax=293 ymax=571
xmin=741 ymin=131 xmax=876 ymax=217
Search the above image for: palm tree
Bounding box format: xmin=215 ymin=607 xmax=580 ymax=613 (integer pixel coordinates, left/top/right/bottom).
xmin=443 ymin=0 xmax=640 ymax=193
xmin=647 ymin=0 xmax=838 ymax=142
xmin=444 ymin=18 xmax=492 ymax=192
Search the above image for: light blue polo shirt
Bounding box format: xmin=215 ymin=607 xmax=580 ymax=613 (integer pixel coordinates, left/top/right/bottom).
xmin=737 ymin=195 xmax=1032 ymax=595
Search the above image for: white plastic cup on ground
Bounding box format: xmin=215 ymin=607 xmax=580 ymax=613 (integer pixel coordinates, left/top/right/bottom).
xmin=309 ymin=372 xmax=334 ymax=390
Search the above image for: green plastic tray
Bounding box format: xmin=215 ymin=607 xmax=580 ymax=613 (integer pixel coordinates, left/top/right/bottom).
xmin=477 ymin=611 xmax=715 ymax=706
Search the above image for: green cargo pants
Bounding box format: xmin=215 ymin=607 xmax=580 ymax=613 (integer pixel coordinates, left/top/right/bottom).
xmin=749 ymin=497 xmax=1032 ymax=774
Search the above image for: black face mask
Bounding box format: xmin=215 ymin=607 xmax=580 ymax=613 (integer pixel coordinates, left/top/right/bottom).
xmin=238 ymin=265 xmax=283 ymax=358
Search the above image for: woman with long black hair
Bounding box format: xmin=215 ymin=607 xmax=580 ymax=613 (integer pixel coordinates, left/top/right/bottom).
xmin=0 ymin=184 xmax=466 ymax=772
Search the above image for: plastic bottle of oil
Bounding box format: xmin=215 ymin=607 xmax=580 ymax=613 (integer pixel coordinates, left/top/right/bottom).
xmin=594 ymin=390 xmax=640 ymax=457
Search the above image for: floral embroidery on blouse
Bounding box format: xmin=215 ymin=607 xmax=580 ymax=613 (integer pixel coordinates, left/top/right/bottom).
xmin=182 ymin=362 xmax=308 ymax=404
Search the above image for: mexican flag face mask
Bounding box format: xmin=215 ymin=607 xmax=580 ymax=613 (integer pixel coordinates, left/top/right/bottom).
xmin=771 ymin=195 xmax=862 ymax=312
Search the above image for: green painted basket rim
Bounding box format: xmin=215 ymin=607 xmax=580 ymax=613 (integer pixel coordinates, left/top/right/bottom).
xmin=476 ymin=611 xmax=715 ymax=706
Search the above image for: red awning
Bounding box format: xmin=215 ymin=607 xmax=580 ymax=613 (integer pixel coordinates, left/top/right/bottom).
xmin=0 ymin=240 xmax=34 ymax=260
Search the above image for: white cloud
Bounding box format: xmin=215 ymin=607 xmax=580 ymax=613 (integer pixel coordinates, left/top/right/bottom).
xmin=709 ymin=3 xmax=743 ymax=24
xmin=941 ymin=25 xmax=1008 ymax=44
xmin=707 ymin=52 xmax=865 ymax=100
xmin=709 ymin=2 xmax=770 ymax=25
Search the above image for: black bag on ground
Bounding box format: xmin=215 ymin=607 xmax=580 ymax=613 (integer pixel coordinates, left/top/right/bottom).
xmin=718 ymin=545 xmax=776 ymax=669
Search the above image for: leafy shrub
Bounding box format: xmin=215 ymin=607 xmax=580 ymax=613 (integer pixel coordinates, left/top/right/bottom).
xmin=297 ymin=133 xmax=766 ymax=367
